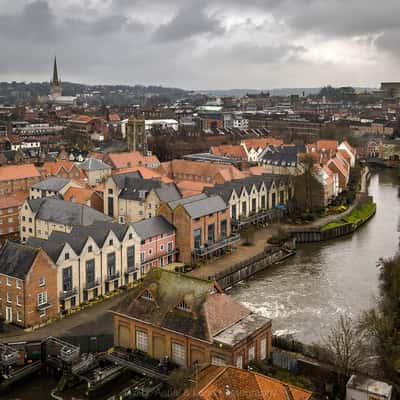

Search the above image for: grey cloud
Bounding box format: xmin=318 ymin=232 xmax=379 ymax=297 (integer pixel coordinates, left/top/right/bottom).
xmin=152 ymin=3 xmax=224 ymax=42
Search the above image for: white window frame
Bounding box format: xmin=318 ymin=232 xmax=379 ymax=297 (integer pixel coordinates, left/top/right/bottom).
xmin=6 ymin=292 xmax=11 ymax=303
xmin=37 ymin=291 xmax=48 ymax=306
xmin=6 ymin=276 xmax=11 ymax=286
xmin=136 ymin=330 xmax=148 ymax=353
xmin=248 ymin=345 xmax=255 ymax=362
xmin=236 ymin=354 xmax=243 ymax=369
xmin=39 ymin=277 xmax=46 ymax=287
xmin=171 ymin=342 xmax=185 ymax=366
xmin=260 ymin=337 xmax=267 ymax=360
xmin=16 ymin=280 xmax=22 ymax=289
xmin=17 ymin=311 xmax=22 ymax=322
xmin=16 ymin=295 xmax=22 ymax=306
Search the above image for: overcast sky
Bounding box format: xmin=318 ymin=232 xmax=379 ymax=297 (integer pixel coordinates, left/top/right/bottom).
xmin=0 ymin=0 xmax=399 ymax=89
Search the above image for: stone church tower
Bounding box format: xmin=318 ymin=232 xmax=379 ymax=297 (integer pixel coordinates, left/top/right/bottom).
xmin=126 ymin=117 xmax=147 ymax=155
xmin=49 ymin=56 xmax=62 ymax=98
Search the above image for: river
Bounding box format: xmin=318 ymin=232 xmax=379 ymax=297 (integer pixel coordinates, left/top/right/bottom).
xmin=230 ymin=169 xmax=400 ymax=344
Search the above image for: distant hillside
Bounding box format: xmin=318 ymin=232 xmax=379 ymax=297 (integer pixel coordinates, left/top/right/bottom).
xmin=197 ymin=88 xmax=322 ymax=97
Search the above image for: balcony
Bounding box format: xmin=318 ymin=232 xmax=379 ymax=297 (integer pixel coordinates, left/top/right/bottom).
xmin=125 ymin=265 xmax=139 ymax=275
xmin=140 ymin=249 xmax=179 ymax=267
xmin=84 ymin=279 xmax=101 ymax=291
xmin=105 ymin=271 xmax=121 ymax=282
xmin=193 ymin=234 xmax=241 ymax=258
xmin=232 ymin=208 xmax=286 ymax=229
xmin=59 ymin=287 xmax=78 ymax=301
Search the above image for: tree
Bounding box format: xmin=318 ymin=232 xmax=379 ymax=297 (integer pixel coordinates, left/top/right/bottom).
xmin=323 ymin=315 xmax=368 ymax=388
xmin=241 ymin=224 xmax=256 ymax=246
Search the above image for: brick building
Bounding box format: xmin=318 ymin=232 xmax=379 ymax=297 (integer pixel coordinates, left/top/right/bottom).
xmin=112 ymin=269 xmax=272 ymax=369
xmin=0 ymin=241 xmax=58 ymax=327
xmin=158 ymin=194 xmax=239 ymax=264
xmin=0 ymin=191 xmax=28 ymax=242
xmin=0 ymin=164 xmax=41 ymax=195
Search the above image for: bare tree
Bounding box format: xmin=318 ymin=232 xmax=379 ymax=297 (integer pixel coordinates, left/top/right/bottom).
xmin=323 ymin=315 xmax=368 ymax=387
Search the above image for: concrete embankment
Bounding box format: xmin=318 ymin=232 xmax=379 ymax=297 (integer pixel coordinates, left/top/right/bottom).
xmin=209 ymin=240 xmax=296 ymax=290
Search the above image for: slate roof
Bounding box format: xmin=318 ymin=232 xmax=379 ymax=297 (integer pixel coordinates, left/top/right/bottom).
xmin=79 ymin=157 xmax=111 ymax=171
xmin=132 ymin=216 xmax=175 ymax=240
xmin=183 ymin=195 xmax=227 ymax=218
xmin=31 ymin=177 xmax=71 ymax=192
xmin=112 ymin=269 xmax=252 ymax=343
xmin=0 ymin=241 xmax=39 ymax=279
xmin=27 ymin=237 xmax=65 ymax=263
xmin=28 ymin=198 xmax=112 ymax=226
xmin=111 ymin=171 xmax=143 ymax=189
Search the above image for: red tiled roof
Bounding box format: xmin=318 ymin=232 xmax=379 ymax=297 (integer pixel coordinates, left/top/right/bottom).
xmin=178 ymin=365 xmax=313 ymax=400
xmin=243 ymin=138 xmax=284 ymax=150
xmin=107 ymin=152 xmax=160 ymax=170
xmin=63 ymin=187 xmax=99 ymax=204
xmin=210 ymin=145 xmax=248 ymax=160
xmin=0 ymin=164 xmax=40 ymax=182
xmin=68 ymin=114 xmax=93 ymax=123
xmin=108 ymin=113 xmax=120 ymax=122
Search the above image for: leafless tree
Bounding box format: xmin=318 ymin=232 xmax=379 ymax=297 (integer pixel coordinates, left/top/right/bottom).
xmin=323 ymin=315 xmax=368 ymax=387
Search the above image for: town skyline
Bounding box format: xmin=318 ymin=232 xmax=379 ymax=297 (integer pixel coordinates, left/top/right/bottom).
xmin=0 ymin=1 xmax=399 ymax=89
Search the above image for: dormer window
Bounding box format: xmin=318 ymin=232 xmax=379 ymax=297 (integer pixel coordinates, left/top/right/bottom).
xmin=141 ymin=289 xmax=153 ymax=301
xmin=177 ymin=300 xmax=191 ymax=312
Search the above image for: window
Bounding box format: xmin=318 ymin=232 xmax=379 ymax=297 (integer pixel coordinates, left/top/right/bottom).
xmin=39 ymin=277 xmax=45 ymax=286
xmin=140 ymin=252 xmax=145 ymax=263
xmin=17 ymin=311 xmax=22 ymax=322
xmin=167 ymin=242 xmax=173 ymax=252
xmin=211 ymin=356 xmax=225 ymax=366
xmin=236 ymin=354 xmax=243 ymax=369
xmin=28 ymin=228 xmax=32 ymax=233
xmin=108 ymin=188 xmax=113 ymax=195
xmin=252 ymin=198 xmax=257 ymax=212
xmin=261 ymin=196 xmax=266 ymax=209
xmin=127 ymin=246 xmax=135 ymax=269
xmin=86 ymin=260 xmax=95 ymax=288
xmin=171 ymin=342 xmax=185 ymax=366
xmin=128 ymin=233 xmax=133 ymax=240
xmin=141 ymin=289 xmax=153 ymax=301
xmin=177 ymin=300 xmax=190 ymax=312
xmin=16 ymin=295 xmax=21 ymax=306
xmin=241 ymin=202 xmax=247 ymax=215
xmin=220 ymin=220 xmax=227 ymax=239
xmin=193 ymin=228 xmax=202 ymax=249
xmin=22 ymin=226 xmax=26 ymax=232
xmin=37 ymin=291 xmax=48 ymax=306
xmin=62 ymin=267 xmax=73 ymax=292
xmin=136 ymin=330 xmax=148 ymax=352
xmin=109 ymin=239 xmax=113 ymax=246
xmin=6 ymin=277 xmax=11 ymax=286
xmin=160 ymin=244 xmax=164 ymax=251
xmin=107 ymin=252 xmax=116 ymax=277
xmin=207 ymin=223 xmax=215 ymax=243
xmin=260 ymin=337 xmax=267 ymax=360
xmin=28 ymin=217 xmax=32 ymax=223
xmin=16 ymin=280 xmax=22 ymax=289
xmin=6 ymin=293 xmax=11 ymax=303
xmin=271 ymin=193 xmax=276 ymax=208
xmin=22 ymin=216 xmax=26 ymax=222
xmin=148 ymin=248 xmax=152 ymax=255
xmin=248 ymin=345 xmax=255 ymax=362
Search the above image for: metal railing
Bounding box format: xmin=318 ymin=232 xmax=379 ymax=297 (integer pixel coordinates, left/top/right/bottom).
xmin=105 ymin=271 xmax=121 ymax=282
xmin=193 ymin=234 xmax=241 ymax=257
xmin=126 ymin=265 xmax=139 ymax=274
xmin=232 ymin=208 xmax=286 ymax=228
xmin=59 ymin=287 xmax=78 ymax=301
xmin=84 ymin=279 xmax=101 ymax=291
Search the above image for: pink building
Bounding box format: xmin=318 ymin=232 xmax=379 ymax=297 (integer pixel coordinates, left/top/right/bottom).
xmin=132 ymin=216 xmax=177 ymax=275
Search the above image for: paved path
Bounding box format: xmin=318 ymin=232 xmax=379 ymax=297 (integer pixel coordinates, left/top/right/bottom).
xmin=190 ymin=227 xmax=273 ymax=279
xmin=0 ymin=290 xmax=128 ymax=342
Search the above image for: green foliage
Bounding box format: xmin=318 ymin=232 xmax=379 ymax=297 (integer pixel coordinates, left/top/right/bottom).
xmin=342 ymin=202 xmax=376 ymax=224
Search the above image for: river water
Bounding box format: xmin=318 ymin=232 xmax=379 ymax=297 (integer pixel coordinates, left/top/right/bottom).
xmin=230 ymin=169 xmax=400 ymax=344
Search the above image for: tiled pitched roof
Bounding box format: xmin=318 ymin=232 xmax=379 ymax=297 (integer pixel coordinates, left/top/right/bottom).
xmin=31 ymin=177 xmax=71 ymax=192
xmin=0 ymin=164 xmax=40 ymax=182
xmin=243 ymin=138 xmax=284 ymax=150
xmin=132 ymin=216 xmax=175 ymax=240
xmin=79 ymin=158 xmax=111 ymax=171
xmin=63 ymin=187 xmax=100 ymax=204
xmin=112 ymin=269 xmax=256 ymax=343
xmin=178 ymin=365 xmax=313 ymax=400
xmin=210 ymin=145 xmax=247 ymax=160
xmin=168 ymin=194 xmax=227 ymax=218
xmin=27 ymin=198 xmax=111 ymax=226
xmin=0 ymin=241 xmax=39 ymax=279
xmin=68 ymin=114 xmax=93 ymax=123
xmin=108 ymin=151 xmax=160 ymax=169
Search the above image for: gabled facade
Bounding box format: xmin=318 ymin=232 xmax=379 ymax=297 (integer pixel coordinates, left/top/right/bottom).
xmin=0 ymin=241 xmax=58 ymax=327
xmin=112 ymin=269 xmax=272 ymax=369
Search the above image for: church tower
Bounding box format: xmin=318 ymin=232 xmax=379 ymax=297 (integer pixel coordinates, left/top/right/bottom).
xmin=126 ymin=117 xmax=147 ymax=154
xmin=49 ymin=56 xmax=62 ymax=98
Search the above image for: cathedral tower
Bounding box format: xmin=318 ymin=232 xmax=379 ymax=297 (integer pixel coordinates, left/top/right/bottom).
xmin=49 ymin=56 xmax=62 ymax=98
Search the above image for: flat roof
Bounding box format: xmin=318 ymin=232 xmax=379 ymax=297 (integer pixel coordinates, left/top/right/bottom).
xmin=213 ymin=313 xmax=271 ymax=347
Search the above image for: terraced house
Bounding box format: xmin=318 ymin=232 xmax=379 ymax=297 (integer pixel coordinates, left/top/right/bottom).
xmin=20 ymin=197 xmax=112 ymax=242
xmin=26 ymin=221 xmax=140 ymax=311
xmin=112 ymin=269 xmax=272 ymax=369
xmin=205 ymin=174 xmax=294 ymax=230
xmin=104 ymin=172 xmax=181 ymax=223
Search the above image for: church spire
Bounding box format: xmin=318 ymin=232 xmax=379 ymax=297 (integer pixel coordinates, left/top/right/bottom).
xmin=52 ymin=56 xmax=59 ymax=85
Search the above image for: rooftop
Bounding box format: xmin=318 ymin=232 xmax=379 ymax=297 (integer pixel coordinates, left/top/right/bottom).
xmin=132 ymin=216 xmax=175 ymax=240
xmin=31 ymin=177 xmax=71 ymax=192
xmin=347 ymin=375 xmax=393 ymax=398
xmin=79 ymin=157 xmax=111 ymax=171
xmin=0 ymin=164 xmax=40 ymax=182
